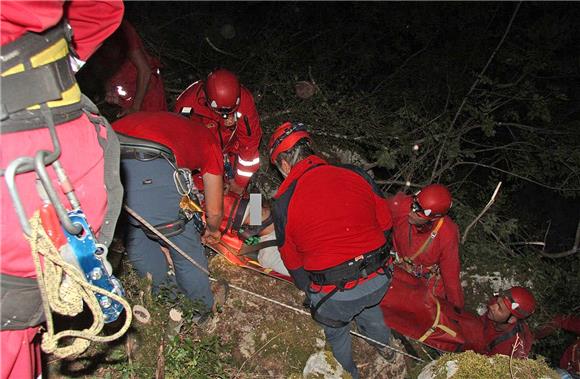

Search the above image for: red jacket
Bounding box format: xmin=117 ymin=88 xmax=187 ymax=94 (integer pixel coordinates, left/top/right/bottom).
xmin=273 ymin=155 xmax=392 ymax=271
xmin=174 ymin=81 xmax=262 ymax=189
xmin=388 ymin=192 xmax=464 ymax=308
xmin=111 ymin=111 xmax=223 ymax=177
xmin=1 ymin=1 xmax=124 ymax=62
xmin=535 ymin=315 xmax=580 ymax=374
xmin=481 ymin=314 xmax=533 ymax=358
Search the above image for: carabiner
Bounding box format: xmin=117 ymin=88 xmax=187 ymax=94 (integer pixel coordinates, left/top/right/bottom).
xmin=34 ymin=150 xmax=82 ymax=235
xmin=4 ymin=157 xmax=35 ymax=236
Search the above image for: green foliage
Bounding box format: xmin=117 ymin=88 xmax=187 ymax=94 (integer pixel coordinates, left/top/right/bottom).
xmin=165 ymin=335 xmax=230 ymax=378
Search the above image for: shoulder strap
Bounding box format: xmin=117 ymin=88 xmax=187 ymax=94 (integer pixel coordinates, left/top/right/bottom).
xmin=409 ymin=217 xmax=445 ymax=261
xmin=487 ymin=321 xmax=523 ymax=351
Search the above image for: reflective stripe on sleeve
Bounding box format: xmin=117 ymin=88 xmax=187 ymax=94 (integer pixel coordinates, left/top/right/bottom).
xmin=237 ymin=156 xmax=260 ymax=166
xmin=237 ymin=169 xmax=254 ymax=177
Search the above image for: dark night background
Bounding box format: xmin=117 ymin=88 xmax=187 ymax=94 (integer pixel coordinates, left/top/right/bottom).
xmin=76 ymin=1 xmax=579 ymax=375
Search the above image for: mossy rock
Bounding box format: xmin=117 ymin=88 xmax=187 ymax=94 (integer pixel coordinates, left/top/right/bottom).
xmin=420 ymin=351 xmax=559 ymax=379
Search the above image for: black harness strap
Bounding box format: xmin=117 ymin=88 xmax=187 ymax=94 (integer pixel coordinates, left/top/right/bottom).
xmin=238 ymin=239 xmax=279 ymax=256
xmin=231 ymin=196 xmax=249 ymax=232
xmin=487 ymin=321 xmax=523 ymax=352
xmin=310 ymin=286 xmax=349 ymax=328
xmin=243 ymin=115 xmax=251 ymax=136
xmin=1 ymin=22 xmax=83 ymax=130
xmin=0 ymin=273 xmax=45 ymax=330
xmin=238 ymin=213 xmax=273 ymax=240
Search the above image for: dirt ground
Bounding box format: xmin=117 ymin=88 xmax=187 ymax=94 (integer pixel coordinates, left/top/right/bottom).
xmin=208 ymin=253 xmax=412 ymax=378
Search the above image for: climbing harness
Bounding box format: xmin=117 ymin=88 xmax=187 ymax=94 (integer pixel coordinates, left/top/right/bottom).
xmin=117 ymin=133 xmax=206 ymax=236
xmin=395 ymin=217 xmax=445 ymax=279
xmin=307 ymin=246 xmax=394 ymax=328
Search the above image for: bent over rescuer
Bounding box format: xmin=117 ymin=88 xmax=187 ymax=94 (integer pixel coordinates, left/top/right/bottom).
xmin=269 ymin=121 xmax=395 ymax=379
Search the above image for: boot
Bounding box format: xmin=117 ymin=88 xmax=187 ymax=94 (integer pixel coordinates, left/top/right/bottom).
xmin=211 ymin=279 xmax=229 ymax=313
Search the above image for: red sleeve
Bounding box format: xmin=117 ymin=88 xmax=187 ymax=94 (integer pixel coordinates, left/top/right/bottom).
xmin=233 ymin=87 xmax=262 ymax=188
xmin=65 ymin=0 xmax=124 ymax=61
xmin=375 ymin=195 xmax=393 ymax=233
xmin=200 ymin=129 xmax=224 ymax=176
xmin=120 ymin=20 xmax=144 ymax=52
xmin=387 ymin=192 xmax=411 ymax=222
xmin=534 ymin=314 xmax=580 ymax=339
xmin=1 ymin=1 xmax=65 ymax=45
xmin=438 ymin=220 xmax=464 ymax=308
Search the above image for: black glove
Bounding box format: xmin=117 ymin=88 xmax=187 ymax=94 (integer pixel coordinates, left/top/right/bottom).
xmin=302 ymin=292 xmax=311 ymax=309
xmin=289 ymin=267 xmax=310 ymax=292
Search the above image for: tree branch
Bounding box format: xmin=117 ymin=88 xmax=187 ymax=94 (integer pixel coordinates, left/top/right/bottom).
xmin=452 ymin=161 xmax=580 ymax=191
xmin=539 ymin=215 xmax=580 ymax=258
xmin=431 ymin=2 xmax=522 ymax=181
xmin=462 ymin=182 xmax=502 ymax=244
xmin=205 ymin=37 xmax=238 ymax=57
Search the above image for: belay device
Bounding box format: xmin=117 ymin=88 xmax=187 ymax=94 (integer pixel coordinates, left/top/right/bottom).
xmin=33 ymin=151 xmax=126 ymax=323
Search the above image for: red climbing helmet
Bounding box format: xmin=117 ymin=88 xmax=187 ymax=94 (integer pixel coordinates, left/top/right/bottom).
xmin=501 ymin=286 xmax=536 ymax=319
xmin=205 ymin=69 xmax=241 ymax=118
xmin=268 ymin=121 xmax=312 ymax=163
xmin=412 ymin=184 xmax=452 ymax=220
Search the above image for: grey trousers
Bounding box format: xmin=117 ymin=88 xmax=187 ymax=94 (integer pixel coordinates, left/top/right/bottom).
xmin=309 ymin=274 xmax=391 ymax=379
xmin=121 ymin=158 xmax=213 ymax=310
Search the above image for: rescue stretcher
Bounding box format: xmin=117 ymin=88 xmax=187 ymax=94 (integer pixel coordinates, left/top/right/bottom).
xmin=206 ymin=215 xmax=484 ymax=354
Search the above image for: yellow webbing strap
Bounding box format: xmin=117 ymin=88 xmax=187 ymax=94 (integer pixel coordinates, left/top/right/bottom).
xmin=418 ymin=296 xmax=457 ymax=342
xmin=409 ymin=217 xmax=445 ymax=261
xmin=1 ymin=38 xmax=81 ymax=109
xmin=25 ymin=212 xmax=131 ymax=358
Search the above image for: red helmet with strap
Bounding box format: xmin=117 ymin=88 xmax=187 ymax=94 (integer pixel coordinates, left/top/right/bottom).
xmin=412 ymin=184 xmax=452 ymax=220
xmin=205 ymin=69 xmax=241 ymax=117
xmin=268 ymin=121 xmax=312 ymax=163
xmin=500 ymin=286 xmax=536 ymax=319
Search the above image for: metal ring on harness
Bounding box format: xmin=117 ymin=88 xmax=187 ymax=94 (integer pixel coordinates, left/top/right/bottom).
xmin=34 ymin=151 xmax=82 ymax=235
xmin=4 ymin=157 xmax=36 ymax=236
xmin=173 ymin=168 xmax=193 ymax=196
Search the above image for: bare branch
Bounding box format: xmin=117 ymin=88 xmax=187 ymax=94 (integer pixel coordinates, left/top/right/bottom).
xmin=431 ymin=2 xmax=522 ymax=181
xmin=462 ymin=182 xmax=502 ymax=244
xmin=452 ymin=161 xmax=580 ymax=192
xmin=539 ymin=215 xmax=580 ymax=258
xmin=205 ymin=37 xmax=238 ymax=57
xmin=375 ymin=179 xmax=422 ymax=189
xmin=497 ymin=122 xmax=576 ymax=135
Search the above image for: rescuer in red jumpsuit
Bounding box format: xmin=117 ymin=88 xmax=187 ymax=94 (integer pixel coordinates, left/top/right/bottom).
xmin=388 ymin=184 xmax=464 ymax=309
xmin=269 ymin=121 xmax=394 ymax=379
xmin=535 ymin=314 xmax=580 ymax=376
xmin=174 ymin=69 xmax=262 ymax=195
xmin=461 ymin=286 xmax=536 ymax=359
xmin=102 ymin=19 xmax=168 ymax=116
xmin=1 ymin=2 xmax=124 ymax=378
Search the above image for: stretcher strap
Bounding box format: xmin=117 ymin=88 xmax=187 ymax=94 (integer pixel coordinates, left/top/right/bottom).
xmin=418 ymin=296 xmax=457 ymax=342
